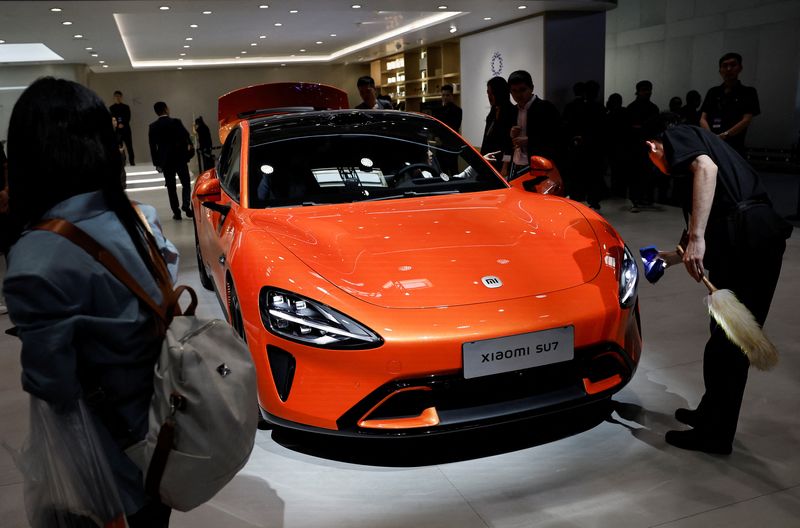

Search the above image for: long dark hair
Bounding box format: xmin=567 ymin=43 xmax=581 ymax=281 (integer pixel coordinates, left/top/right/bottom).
xmin=7 ymin=77 xmax=156 ymax=274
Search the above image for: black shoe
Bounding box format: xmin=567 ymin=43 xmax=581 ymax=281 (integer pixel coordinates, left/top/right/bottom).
xmin=183 ymin=207 xmax=194 ymax=218
xmin=674 ymin=408 xmax=700 ymax=427
xmin=665 ymin=429 xmax=732 ymax=455
xmin=172 ymin=212 xmax=182 ymax=220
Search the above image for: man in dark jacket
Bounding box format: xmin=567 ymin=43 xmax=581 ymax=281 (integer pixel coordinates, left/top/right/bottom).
xmin=644 ymin=115 xmax=791 ymax=455
xmin=110 ymin=90 xmax=135 ymax=165
xmin=148 ymin=101 xmax=193 ymax=220
xmin=506 ymin=70 xmax=561 ymax=178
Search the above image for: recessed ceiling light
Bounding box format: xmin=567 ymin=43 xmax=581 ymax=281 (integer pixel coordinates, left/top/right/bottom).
xmin=189 ymin=24 xmax=198 ymax=28
xmin=185 ymin=37 xmax=193 ymax=41
xmin=102 ymin=64 xmax=108 ymax=68
xmin=202 ymin=10 xmax=212 ymax=15
xmin=183 ymin=45 xmax=190 ymax=48
xmin=330 ymin=33 xmax=337 ymax=37
xmin=438 ymin=5 xmax=448 ymax=9
xmin=85 ymin=46 xmax=92 ymax=50
xmin=159 ymin=6 xmax=170 ymax=11
xmin=73 ymin=34 xmax=83 ymax=39
xmin=50 ymin=7 xmax=62 ymax=12
xmin=484 ymin=17 xmax=492 ymax=20
xmin=62 ymin=21 xmax=72 ymax=25
xmin=281 ymin=63 xmax=286 ymax=67
xmin=352 ymin=4 xmax=361 ymax=9
xmin=0 ymin=40 xmax=5 ymax=44
xmin=241 ymin=51 xmax=247 ymax=54
xmin=289 ymin=10 xmax=298 ymax=14
xmin=250 ymin=43 xmax=257 ymax=46
xmin=259 ymin=35 xmax=267 ymax=38
xmin=177 ymin=66 xmax=183 ymax=70
xmin=98 ymin=60 xmax=105 ymax=63
xmin=274 ymin=22 xmax=282 ymax=26
xmin=518 ymin=4 xmax=527 ymax=9
xmin=179 ymin=52 xmax=186 ymax=56
xmin=178 ymin=58 xmax=184 ymax=61
xmin=259 ymin=4 xmax=269 ymax=8
xmin=299 ymin=48 xmax=306 ymax=52
xmin=449 ymin=25 xmax=457 ymax=33
xmin=315 ymin=41 xmax=323 ymax=44
xmin=90 ymin=53 xmax=98 ymax=57
xmin=235 ymin=56 xmax=241 ymax=59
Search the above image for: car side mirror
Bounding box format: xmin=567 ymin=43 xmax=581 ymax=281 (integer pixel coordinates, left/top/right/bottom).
xmin=195 ymin=175 xmax=221 ymax=202
xmin=508 ymin=156 xmax=565 ymax=196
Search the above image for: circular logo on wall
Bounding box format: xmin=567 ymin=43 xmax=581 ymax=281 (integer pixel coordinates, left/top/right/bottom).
xmin=490 ymin=51 xmax=503 ymax=77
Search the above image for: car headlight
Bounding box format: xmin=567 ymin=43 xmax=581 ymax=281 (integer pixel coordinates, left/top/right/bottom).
xmin=618 ymin=245 xmax=639 ymax=308
xmin=259 ymin=288 xmax=383 ymax=349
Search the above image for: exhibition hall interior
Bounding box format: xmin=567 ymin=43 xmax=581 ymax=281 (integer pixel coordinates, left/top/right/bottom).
xmin=1 ymin=1 xmax=799 ymax=526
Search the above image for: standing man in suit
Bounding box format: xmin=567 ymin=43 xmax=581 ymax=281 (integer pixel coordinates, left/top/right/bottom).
xmin=149 ymin=101 xmax=194 ymax=220
xmin=506 ymin=70 xmax=561 ymax=179
xmin=110 ymin=90 xmax=135 ymax=165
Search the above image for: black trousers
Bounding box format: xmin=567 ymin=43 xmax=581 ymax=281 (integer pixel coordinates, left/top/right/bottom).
xmin=163 ymin=163 xmax=192 ymax=215
xmin=119 ymin=127 xmax=135 ymax=165
xmin=128 ymin=499 xmax=171 ymax=527
xmin=695 ymin=238 xmax=785 ymax=444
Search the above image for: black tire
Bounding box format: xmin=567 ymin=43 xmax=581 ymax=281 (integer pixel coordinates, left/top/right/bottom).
xmin=194 ymin=224 xmax=214 ymax=291
xmin=227 ymin=280 xmax=247 ymax=343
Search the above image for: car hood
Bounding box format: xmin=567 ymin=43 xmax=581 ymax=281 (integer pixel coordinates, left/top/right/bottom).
xmin=250 ymin=191 xmax=602 ymax=308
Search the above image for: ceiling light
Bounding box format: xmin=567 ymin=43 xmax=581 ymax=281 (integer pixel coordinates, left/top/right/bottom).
xmin=449 ymin=25 xmax=457 ymax=33
xmin=281 ymin=63 xmax=286 ymax=67
xmin=202 ymin=11 xmax=212 ymax=15
xmin=330 ymin=33 xmax=337 ymax=37
xmin=190 ymin=24 xmax=198 ymax=28
xmin=178 ymin=58 xmax=184 ymax=61
xmin=179 ymin=52 xmax=186 ymax=56
xmin=185 ymin=37 xmax=193 ymax=41
xmin=351 ymin=5 xmax=362 ymax=9
xmin=73 ymin=34 xmax=83 ymax=39
xmin=241 ymin=51 xmax=247 ymax=54
xmin=159 ymin=6 xmax=170 ymax=11
xmin=62 ymin=21 xmax=72 ymax=25
xmin=183 ymin=45 xmax=190 ymax=48
xmin=518 ymin=4 xmax=527 ymax=9
xmin=438 ymin=5 xmax=448 ymax=9
xmin=102 ymin=64 xmax=108 ymax=68
xmin=90 ymin=53 xmax=98 ymax=57
xmin=289 ymin=10 xmax=298 ymax=14
xmin=316 ymin=41 xmax=323 ymax=44
xmin=259 ymin=4 xmax=269 ymax=8
xmin=85 ymin=46 xmax=92 ymax=50
xmin=251 ymin=42 xmax=257 ymax=46
xmin=0 ymin=40 xmax=5 ymax=44
xmin=484 ymin=17 xmax=492 ymax=21
xmin=177 ymin=66 xmax=183 ymax=70
xmin=0 ymin=43 xmax=63 ymax=62
xmin=274 ymin=22 xmax=282 ymax=26
xmin=50 ymin=7 xmax=62 ymax=12
xmin=299 ymin=48 xmax=306 ymax=52
xmin=235 ymin=56 xmax=240 ymax=59
xmin=98 ymin=60 xmax=105 ymax=63
xmin=259 ymin=35 xmax=267 ymax=38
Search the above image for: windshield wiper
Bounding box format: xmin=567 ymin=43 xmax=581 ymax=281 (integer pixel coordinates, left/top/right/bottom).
xmin=361 ymin=190 xmax=460 ymax=202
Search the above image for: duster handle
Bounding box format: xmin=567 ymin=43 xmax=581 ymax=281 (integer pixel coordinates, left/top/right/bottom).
xmin=675 ymin=245 xmax=717 ymax=293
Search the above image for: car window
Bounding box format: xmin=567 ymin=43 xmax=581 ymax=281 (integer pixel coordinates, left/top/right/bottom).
xmin=218 ymin=128 xmax=242 ymax=202
xmin=247 ymin=111 xmax=506 ymax=208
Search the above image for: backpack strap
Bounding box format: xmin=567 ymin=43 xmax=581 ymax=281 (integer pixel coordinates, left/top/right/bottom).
xmin=33 ymin=218 xmax=169 ymax=323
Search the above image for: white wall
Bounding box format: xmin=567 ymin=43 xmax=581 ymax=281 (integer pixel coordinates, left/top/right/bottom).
xmin=0 ymin=64 xmax=88 ymax=142
xmin=605 ymin=0 xmax=800 ymax=148
xmin=88 ymin=63 xmax=368 ymax=164
xmin=460 ymin=17 xmax=545 ymax=146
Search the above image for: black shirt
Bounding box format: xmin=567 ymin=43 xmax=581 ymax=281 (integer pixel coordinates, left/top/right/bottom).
xmin=700 ymin=81 xmax=759 ymax=153
xmin=109 ymin=102 xmax=132 ymax=128
xmin=663 ymin=125 xmax=774 ymax=264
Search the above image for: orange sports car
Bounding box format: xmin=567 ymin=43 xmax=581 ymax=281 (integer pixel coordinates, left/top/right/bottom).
xmin=193 ymin=83 xmax=642 ymax=436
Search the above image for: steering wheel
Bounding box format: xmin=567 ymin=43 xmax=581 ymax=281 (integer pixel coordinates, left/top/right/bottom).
xmin=394 ymin=163 xmax=439 ymax=181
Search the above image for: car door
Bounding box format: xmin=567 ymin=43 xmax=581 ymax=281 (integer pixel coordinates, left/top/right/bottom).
xmin=204 ymin=127 xmax=242 ymax=294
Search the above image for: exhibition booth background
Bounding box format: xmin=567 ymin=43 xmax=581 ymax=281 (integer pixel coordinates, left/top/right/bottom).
xmin=1 ymin=1 xmax=799 ymax=162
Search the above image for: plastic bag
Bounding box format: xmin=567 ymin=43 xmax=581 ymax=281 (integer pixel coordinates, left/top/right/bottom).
xmin=6 ymin=396 xmax=128 ymax=528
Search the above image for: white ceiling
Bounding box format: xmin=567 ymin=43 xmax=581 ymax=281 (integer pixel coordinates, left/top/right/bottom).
xmin=0 ymin=0 xmax=615 ymax=72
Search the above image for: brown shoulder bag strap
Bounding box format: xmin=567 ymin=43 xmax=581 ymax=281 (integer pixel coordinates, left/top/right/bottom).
xmin=34 ymin=218 xmax=169 ymax=322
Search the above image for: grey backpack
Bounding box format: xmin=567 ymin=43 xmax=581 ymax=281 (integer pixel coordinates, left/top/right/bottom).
xmin=36 ymin=219 xmax=258 ymax=512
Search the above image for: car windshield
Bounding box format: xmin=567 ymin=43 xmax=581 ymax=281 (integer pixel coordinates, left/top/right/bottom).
xmin=247 ymin=110 xmax=506 ymax=208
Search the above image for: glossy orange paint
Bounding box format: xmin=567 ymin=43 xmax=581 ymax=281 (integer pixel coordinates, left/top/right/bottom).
xmin=193 ymin=98 xmax=641 ymax=436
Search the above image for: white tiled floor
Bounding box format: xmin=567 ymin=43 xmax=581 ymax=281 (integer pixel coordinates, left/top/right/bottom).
xmin=1 ymin=167 xmax=798 ymax=527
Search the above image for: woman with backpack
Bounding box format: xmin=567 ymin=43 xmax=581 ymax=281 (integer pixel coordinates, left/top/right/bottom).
xmin=4 ymin=77 xmax=177 ymax=527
